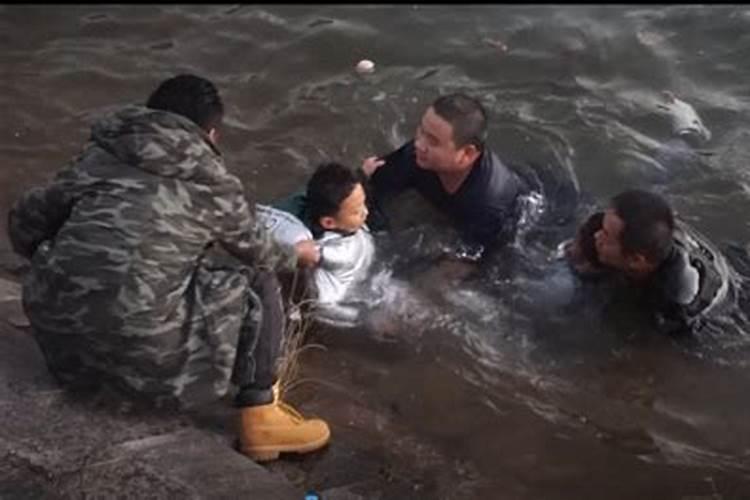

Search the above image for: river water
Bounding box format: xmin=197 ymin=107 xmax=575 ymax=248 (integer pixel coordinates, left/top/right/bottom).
xmin=2 ymin=5 xmax=750 ymax=499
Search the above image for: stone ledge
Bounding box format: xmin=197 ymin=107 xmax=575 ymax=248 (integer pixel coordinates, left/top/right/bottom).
xmin=0 ymin=286 xmax=301 ymax=500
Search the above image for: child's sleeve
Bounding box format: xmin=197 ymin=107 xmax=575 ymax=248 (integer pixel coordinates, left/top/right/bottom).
xmin=318 ymin=239 xmax=352 ymax=270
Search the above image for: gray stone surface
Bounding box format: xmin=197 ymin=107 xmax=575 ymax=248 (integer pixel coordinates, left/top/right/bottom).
xmin=0 ymin=291 xmax=301 ymax=500
xmin=0 ymin=277 xmax=20 ymax=302
xmin=0 ymin=268 xmax=459 ymax=500
xmin=319 ymin=484 xmax=370 ymax=500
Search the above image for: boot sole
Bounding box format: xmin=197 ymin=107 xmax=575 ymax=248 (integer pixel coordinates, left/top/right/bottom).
xmin=241 ymin=429 xmax=331 ymax=462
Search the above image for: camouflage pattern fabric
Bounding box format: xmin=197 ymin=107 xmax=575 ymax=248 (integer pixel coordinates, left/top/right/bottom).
xmin=8 ymin=105 xmax=296 ymax=407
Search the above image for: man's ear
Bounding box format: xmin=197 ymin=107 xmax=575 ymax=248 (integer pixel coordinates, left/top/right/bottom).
xmin=319 ymin=216 xmax=337 ymax=230
xmin=457 ymin=143 xmax=481 ymax=168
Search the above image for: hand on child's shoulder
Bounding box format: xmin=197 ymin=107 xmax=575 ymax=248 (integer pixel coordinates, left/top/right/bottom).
xmin=294 ymin=240 xmax=321 ymax=268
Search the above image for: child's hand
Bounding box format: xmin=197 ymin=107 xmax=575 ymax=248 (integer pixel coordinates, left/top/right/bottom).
xmin=361 ymin=156 xmax=385 ymax=177
xmin=294 ymin=240 xmax=320 ymax=268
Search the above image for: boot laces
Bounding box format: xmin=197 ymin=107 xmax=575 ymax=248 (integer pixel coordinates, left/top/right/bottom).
xmin=278 ymin=401 xmax=305 ymax=423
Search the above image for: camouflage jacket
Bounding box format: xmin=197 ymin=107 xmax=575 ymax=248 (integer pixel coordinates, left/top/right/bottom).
xmin=8 ymin=105 xmax=295 ymax=403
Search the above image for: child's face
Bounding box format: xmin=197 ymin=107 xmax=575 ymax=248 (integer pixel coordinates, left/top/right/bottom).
xmin=323 ymin=183 xmax=368 ymax=233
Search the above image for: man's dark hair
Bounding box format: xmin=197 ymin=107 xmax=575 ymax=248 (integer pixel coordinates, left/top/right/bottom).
xmin=431 ymin=93 xmax=488 ymax=149
xmin=307 ymin=162 xmax=364 ymax=229
xmin=146 ymin=74 xmax=224 ymax=132
xmin=611 ymin=189 xmax=675 ymax=265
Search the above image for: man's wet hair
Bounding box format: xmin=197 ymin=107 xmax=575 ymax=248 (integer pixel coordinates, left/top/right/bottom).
xmin=611 ymin=189 xmax=675 ymax=265
xmin=578 ymin=211 xmax=604 ymax=266
xmin=146 ymin=74 xmax=224 ymax=132
xmin=307 ymin=162 xmax=365 ymax=233
xmin=431 ymin=93 xmax=488 ymax=149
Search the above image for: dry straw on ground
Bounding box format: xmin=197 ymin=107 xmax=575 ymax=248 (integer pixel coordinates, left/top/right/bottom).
xmin=274 ymin=270 xmax=328 ymax=402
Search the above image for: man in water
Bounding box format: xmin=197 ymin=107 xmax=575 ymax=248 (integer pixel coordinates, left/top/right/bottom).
xmin=361 ymin=93 xmax=530 ymax=260
xmin=524 ymin=93 xmax=721 ymax=324
xmin=7 ymin=74 xmax=331 ymax=462
xmin=568 ymin=189 xmax=729 ymax=336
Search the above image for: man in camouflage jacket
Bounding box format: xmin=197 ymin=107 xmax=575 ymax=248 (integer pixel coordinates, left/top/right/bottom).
xmin=8 ymin=74 xmax=330 ymax=462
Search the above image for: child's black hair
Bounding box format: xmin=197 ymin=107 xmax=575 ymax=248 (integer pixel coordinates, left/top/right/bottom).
xmin=306 ymin=162 xmax=365 ymax=237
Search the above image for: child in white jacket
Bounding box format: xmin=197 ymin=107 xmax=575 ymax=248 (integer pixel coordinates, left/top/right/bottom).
xmin=257 ymin=163 xmax=375 ymax=327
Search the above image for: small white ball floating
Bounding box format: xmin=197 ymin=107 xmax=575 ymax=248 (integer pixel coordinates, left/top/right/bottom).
xmin=355 ymin=59 xmax=375 ymax=74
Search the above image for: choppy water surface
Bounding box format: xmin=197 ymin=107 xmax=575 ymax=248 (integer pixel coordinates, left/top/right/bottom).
xmin=2 ymin=5 xmax=750 ymax=498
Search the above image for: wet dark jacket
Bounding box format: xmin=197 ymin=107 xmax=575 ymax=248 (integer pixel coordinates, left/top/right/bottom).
xmin=367 ymin=140 xmax=526 ymax=248
xmin=569 ymin=215 xmax=727 ymax=336
xmin=643 ymin=227 xmax=728 ymax=336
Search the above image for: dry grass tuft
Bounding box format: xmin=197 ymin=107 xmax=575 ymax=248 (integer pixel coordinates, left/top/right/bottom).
xmin=274 ymin=269 xmax=328 ymax=401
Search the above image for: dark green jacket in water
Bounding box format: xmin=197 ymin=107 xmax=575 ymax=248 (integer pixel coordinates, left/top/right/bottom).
xmin=8 ymin=105 xmax=295 ymax=406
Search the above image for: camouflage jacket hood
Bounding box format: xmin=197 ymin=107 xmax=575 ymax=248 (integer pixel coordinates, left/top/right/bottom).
xmin=91 ymin=105 xmax=227 ymax=185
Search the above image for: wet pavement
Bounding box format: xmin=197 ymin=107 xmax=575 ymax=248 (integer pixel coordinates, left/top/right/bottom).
xmin=0 ymin=266 xmax=468 ymax=500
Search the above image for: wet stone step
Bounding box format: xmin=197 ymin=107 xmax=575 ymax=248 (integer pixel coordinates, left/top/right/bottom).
xmin=0 ymin=301 xmax=302 ymax=500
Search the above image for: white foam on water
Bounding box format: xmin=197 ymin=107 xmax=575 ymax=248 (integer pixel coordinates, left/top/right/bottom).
xmin=647 ymin=432 xmax=750 ymax=474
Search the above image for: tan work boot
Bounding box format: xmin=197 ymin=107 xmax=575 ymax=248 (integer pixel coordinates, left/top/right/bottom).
xmin=238 ymin=400 xmax=330 ymax=462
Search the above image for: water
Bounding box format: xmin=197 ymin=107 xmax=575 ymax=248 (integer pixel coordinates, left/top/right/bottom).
xmin=2 ymin=5 xmax=750 ymax=498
